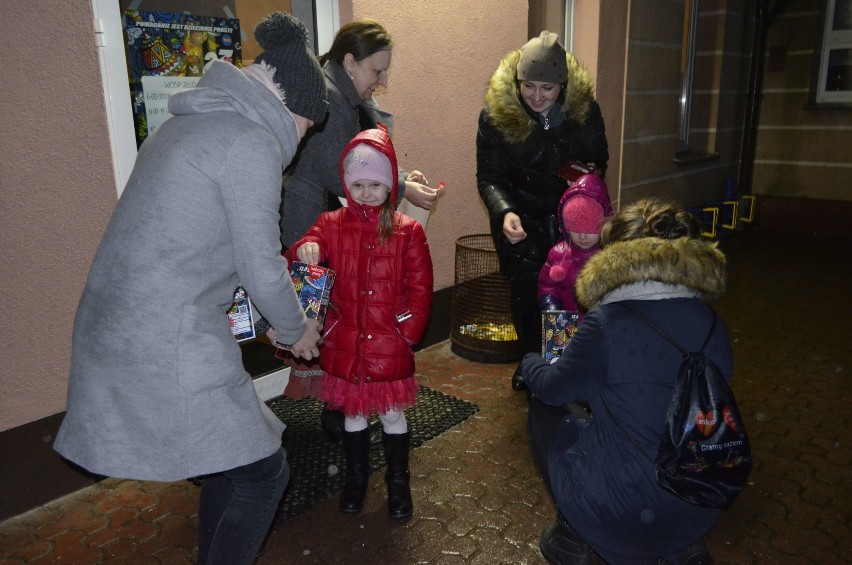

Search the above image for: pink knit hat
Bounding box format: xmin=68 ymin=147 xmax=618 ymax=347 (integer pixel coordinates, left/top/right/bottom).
xmin=343 ymin=143 xmax=394 ymax=190
xmin=562 ymin=194 xmax=605 ymax=234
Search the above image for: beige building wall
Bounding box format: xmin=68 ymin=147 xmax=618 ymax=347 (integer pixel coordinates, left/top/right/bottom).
xmin=1 ymin=0 xmax=117 ymax=432
xmin=348 ymin=0 xmax=525 ymax=292
xmin=0 ymin=0 xmax=526 ymax=432
xmin=752 ymin=2 xmax=852 ymax=201
xmin=574 ymin=0 xmax=627 ymax=208
xmin=620 ymin=1 xmax=752 ymax=209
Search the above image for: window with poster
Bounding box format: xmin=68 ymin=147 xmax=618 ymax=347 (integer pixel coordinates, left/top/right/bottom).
xmin=122 ymin=9 xmax=245 ymax=146
xmin=91 ymin=0 xmax=339 ymax=196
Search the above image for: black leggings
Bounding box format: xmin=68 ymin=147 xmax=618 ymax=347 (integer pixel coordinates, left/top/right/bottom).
xmin=509 ymin=265 xmax=544 ymax=353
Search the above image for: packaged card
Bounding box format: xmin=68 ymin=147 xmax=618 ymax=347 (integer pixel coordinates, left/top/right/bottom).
xmin=228 ymin=286 xmax=255 ymax=342
xmin=542 ymin=310 xmax=580 ymax=363
xmin=289 ymin=262 xmax=336 ymax=321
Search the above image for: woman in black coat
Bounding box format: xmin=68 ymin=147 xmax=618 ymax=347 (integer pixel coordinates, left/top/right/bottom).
xmin=476 ymin=32 xmax=608 ymax=389
xmin=523 ymin=200 xmax=731 ymax=565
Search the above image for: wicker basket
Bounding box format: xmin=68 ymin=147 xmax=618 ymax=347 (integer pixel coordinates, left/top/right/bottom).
xmin=449 ymin=235 xmax=524 ymax=363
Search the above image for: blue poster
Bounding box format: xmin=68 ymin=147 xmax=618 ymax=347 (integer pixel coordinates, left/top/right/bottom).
xmin=123 ymin=10 xmax=242 ymax=145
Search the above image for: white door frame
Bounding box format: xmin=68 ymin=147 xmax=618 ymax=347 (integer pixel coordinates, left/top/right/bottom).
xmin=91 ymin=0 xmax=138 ymax=197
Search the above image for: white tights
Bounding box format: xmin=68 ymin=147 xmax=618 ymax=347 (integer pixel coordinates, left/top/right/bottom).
xmin=344 ymin=409 xmax=408 ymax=434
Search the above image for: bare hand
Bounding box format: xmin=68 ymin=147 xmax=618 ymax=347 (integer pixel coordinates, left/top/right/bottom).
xmin=296 ymin=243 xmax=320 ymax=265
xmin=502 ymin=212 xmax=526 ymax=244
xmin=404 ymin=182 xmax=439 ymax=210
xmin=406 ymin=170 xmax=428 ymax=185
xmin=404 ymin=170 xmax=439 ymax=210
xmin=287 ymin=318 xmax=323 ymax=360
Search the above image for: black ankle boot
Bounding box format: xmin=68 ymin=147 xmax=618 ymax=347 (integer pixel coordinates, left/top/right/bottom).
xmin=539 ymin=516 xmax=593 ymax=565
xmin=340 ymin=428 xmax=371 ymax=515
xmin=511 ymin=360 xmax=527 ymax=391
xmin=382 ymin=431 xmax=413 ymax=519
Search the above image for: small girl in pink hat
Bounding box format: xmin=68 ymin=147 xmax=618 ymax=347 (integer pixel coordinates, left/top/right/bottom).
xmin=537 ymin=174 xmax=613 ymax=321
xmin=285 ymin=128 xmax=433 ymax=520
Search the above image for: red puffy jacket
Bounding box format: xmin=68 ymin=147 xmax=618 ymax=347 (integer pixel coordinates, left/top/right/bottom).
xmin=286 ymin=129 xmax=433 ymax=384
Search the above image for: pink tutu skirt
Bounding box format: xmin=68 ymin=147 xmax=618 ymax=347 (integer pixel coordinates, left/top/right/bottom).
xmin=320 ymin=373 xmax=420 ymax=418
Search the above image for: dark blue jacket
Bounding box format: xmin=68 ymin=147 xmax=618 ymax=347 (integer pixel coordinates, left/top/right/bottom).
xmin=523 ymin=237 xmax=732 ymax=563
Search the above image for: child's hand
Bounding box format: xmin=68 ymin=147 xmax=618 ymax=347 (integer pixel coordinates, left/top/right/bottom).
xmin=296 ymin=243 xmax=320 ymax=265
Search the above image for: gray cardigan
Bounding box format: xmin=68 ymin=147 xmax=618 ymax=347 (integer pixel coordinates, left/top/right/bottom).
xmin=55 ymin=61 xmax=306 ymax=481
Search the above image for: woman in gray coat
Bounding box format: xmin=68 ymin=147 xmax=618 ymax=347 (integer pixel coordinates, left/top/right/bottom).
xmin=54 ymin=13 xmax=326 ymax=565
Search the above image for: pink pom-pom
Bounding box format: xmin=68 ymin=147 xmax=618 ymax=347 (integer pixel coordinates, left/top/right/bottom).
xmin=549 ymin=265 xmax=565 ymax=282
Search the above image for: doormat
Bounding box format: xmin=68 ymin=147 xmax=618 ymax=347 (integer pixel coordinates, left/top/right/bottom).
xmin=266 ymin=386 xmax=478 ymax=523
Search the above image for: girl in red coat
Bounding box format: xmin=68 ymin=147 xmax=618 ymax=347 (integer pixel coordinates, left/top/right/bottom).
xmin=286 ymin=128 xmax=433 ymax=519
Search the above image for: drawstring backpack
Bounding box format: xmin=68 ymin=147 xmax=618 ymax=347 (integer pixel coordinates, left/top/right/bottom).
xmin=603 ymin=303 xmax=752 ymax=508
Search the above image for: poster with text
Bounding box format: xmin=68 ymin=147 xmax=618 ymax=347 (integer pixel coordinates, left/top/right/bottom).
xmin=123 ymin=10 xmax=242 ymax=146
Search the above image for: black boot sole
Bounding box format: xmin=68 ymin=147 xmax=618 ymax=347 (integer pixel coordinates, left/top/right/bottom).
xmin=339 ymin=487 xmax=367 ymax=515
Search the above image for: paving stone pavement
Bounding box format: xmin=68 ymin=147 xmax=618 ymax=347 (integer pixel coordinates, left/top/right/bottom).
xmin=0 ymin=231 xmax=849 ymax=564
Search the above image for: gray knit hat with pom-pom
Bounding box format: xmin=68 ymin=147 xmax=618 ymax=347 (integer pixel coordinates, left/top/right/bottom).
xmin=254 ymin=12 xmax=328 ymax=123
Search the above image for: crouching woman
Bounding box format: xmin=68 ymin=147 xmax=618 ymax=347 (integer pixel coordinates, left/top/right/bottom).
xmin=523 ymin=199 xmax=732 ymax=565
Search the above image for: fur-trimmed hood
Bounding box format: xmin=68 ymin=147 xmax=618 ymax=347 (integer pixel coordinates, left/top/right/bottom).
xmin=484 ymin=49 xmax=596 ymax=144
xmin=576 ymin=237 xmax=727 ymax=308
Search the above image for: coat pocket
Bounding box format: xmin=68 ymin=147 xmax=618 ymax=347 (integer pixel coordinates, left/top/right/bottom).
xmin=394 ymin=325 xmax=414 ymax=346
xmin=177 ymin=304 xmax=246 ymax=394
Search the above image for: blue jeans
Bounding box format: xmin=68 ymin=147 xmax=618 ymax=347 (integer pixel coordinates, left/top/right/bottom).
xmin=197 ymin=447 xmax=289 ymax=565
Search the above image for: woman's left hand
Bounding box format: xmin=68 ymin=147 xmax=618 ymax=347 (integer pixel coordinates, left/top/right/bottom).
xmin=406 ymin=170 xmax=428 ymax=185
xmin=404 ymin=171 xmax=439 ymax=210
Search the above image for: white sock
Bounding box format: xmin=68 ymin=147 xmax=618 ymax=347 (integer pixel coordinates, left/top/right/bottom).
xmin=344 ymin=414 xmax=369 ymax=432
xmin=379 ymin=409 xmax=408 ymax=435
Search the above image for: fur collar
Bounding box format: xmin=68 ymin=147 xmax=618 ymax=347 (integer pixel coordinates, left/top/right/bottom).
xmin=576 ymin=237 xmax=727 ymax=309
xmin=484 ymin=50 xmax=596 ymax=144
